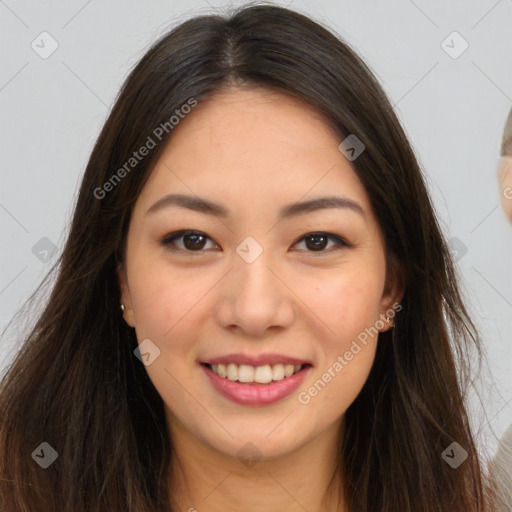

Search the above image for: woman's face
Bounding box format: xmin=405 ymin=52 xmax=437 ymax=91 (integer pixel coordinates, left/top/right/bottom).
xmin=119 ymin=87 xmax=399 ymax=460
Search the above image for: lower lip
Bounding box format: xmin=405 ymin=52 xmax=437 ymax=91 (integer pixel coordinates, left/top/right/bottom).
xmin=201 ymin=364 xmax=311 ymax=406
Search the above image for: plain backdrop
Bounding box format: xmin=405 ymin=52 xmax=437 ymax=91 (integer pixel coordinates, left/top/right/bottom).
xmin=1 ymin=0 xmax=511 ymax=459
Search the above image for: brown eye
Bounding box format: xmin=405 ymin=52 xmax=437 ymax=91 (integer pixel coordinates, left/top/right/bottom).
xmin=183 ymin=233 xmax=207 ymax=250
xmin=304 ymin=233 xmax=329 ymax=251
xmin=293 ymin=232 xmax=349 ymax=253
xmin=161 ymin=230 xmax=218 ymax=252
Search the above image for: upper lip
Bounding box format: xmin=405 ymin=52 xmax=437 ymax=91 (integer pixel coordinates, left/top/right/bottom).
xmin=201 ymin=353 xmax=312 ymax=367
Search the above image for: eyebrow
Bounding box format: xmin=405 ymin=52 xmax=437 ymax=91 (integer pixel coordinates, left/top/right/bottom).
xmin=146 ymin=193 xmax=365 ymax=219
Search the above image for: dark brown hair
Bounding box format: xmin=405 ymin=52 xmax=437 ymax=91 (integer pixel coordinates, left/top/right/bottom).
xmin=0 ymin=4 xmax=491 ymax=511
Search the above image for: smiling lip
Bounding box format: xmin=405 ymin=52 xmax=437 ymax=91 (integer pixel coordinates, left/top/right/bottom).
xmin=201 ymin=353 xmax=312 ymax=367
xmin=201 ymin=363 xmax=311 ymax=406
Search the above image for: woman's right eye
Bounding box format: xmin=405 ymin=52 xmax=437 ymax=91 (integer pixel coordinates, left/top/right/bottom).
xmin=161 ymin=230 xmax=219 ymax=253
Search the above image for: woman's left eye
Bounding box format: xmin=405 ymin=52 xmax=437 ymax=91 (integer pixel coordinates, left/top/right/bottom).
xmin=161 ymin=230 xmax=348 ymax=254
xmin=292 ymin=232 xmax=349 ymax=253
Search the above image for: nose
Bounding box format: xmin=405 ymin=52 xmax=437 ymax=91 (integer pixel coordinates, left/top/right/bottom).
xmin=214 ymin=248 xmax=296 ymax=337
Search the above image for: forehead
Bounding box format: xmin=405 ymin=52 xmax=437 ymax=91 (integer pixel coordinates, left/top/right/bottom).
xmin=135 ymin=87 xmax=372 ymax=217
xmin=171 ymin=86 xmax=342 ymax=159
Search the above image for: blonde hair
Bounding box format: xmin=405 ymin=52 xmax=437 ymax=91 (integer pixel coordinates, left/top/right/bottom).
xmin=501 ymin=108 xmax=512 ymax=156
xmin=488 ymin=424 xmax=512 ymax=511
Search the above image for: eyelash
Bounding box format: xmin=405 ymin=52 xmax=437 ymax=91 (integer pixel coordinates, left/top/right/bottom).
xmin=160 ymin=230 xmax=350 ymax=255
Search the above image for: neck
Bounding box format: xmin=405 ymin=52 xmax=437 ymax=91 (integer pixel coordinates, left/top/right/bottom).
xmin=166 ymin=411 xmax=346 ymax=512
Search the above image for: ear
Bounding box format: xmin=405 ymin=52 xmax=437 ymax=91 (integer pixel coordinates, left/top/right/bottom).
xmin=117 ymin=262 xmax=136 ymax=328
xmin=378 ymin=256 xmax=405 ymax=333
xmin=498 ymin=156 xmax=512 ymax=223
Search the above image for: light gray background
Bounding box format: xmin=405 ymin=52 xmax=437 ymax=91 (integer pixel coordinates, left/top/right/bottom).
xmin=1 ymin=0 xmax=511 ymax=458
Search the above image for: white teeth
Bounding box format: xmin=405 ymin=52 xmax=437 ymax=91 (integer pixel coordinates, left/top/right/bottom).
xmin=238 ymin=364 xmax=254 ymax=382
xmin=271 ymin=364 xmax=284 ymax=381
xmin=217 ymin=364 xmax=227 ymax=378
xmin=284 ymin=364 xmax=295 ymax=377
xmin=209 ymin=362 xmax=305 ymax=383
xmin=254 ymin=365 xmax=273 ymax=383
xmin=227 ymin=363 xmax=238 ymax=381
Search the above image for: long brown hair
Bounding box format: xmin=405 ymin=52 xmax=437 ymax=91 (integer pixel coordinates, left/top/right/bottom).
xmin=0 ymin=4 xmax=491 ymax=511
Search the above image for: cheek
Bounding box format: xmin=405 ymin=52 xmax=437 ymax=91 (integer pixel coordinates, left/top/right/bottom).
xmin=128 ymin=256 xmax=203 ymax=338
xmin=127 ymin=260 xmax=209 ymax=408
xmin=300 ymin=263 xmax=385 ymax=338
xmin=300 ymin=345 xmax=376 ymax=427
xmin=293 ymin=264 xmax=383 ymax=408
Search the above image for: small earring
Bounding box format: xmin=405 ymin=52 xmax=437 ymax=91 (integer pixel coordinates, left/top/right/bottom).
xmin=120 ymin=304 xmax=125 ymax=312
